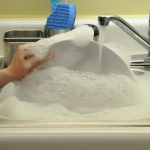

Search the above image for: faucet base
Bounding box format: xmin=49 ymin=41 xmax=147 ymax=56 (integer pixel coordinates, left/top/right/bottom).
xmin=130 ymin=53 xmax=150 ymax=73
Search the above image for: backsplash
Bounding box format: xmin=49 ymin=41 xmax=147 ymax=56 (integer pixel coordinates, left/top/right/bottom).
xmin=0 ymin=0 xmax=149 ymax=18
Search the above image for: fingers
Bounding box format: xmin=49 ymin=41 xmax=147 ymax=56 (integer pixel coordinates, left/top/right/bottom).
xmin=15 ymin=43 xmax=55 ymax=71
xmin=24 ymin=54 xmax=35 ymax=60
xmin=24 ymin=53 xmax=53 ymax=70
xmin=30 ymin=53 xmax=55 ymax=69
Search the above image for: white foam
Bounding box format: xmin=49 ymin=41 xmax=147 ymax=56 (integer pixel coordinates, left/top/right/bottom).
xmin=0 ymin=66 xmax=148 ymax=121
xmin=65 ymin=25 xmax=94 ymax=47
xmin=19 ymin=25 xmax=93 ymax=70
xmin=25 ymin=25 xmax=94 ymax=61
xmin=15 ymin=66 xmax=139 ymax=109
xmin=0 ymin=25 xmax=150 ymax=122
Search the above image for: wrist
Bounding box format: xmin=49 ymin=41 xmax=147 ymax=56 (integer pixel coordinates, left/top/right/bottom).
xmin=0 ymin=68 xmax=16 ymax=88
xmin=3 ymin=68 xmax=16 ymax=82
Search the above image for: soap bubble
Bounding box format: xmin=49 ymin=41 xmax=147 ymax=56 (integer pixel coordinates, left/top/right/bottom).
xmin=0 ymin=25 xmax=150 ymax=122
xmin=0 ymin=66 xmax=147 ymax=121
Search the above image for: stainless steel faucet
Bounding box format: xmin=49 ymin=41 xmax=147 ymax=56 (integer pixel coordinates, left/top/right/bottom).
xmin=98 ymin=15 xmax=150 ymax=67
xmin=98 ymin=15 xmax=150 ymax=54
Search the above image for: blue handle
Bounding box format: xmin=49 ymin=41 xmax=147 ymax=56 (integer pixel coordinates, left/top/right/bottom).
xmin=51 ymin=0 xmax=61 ymax=10
xmin=51 ymin=0 xmax=61 ymax=4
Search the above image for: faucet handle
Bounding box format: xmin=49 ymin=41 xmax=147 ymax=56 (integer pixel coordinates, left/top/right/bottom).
xmin=130 ymin=53 xmax=150 ymax=67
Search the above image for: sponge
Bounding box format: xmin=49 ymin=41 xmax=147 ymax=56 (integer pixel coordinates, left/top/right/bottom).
xmin=46 ymin=3 xmax=76 ymax=30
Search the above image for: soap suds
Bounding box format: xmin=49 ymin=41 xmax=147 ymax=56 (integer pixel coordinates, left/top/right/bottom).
xmin=15 ymin=66 xmax=139 ymax=109
xmin=20 ymin=25 xmax=94 ymax=70
xmin=25 ymin=25 xmax=94 ymax=60
xmin=0 ymin=66 xmax=148 ymax=121
xmin=0 ymin=25 xmax=150 ymax=122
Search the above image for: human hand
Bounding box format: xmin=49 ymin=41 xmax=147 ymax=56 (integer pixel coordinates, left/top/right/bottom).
xmin=6 ymin=44 xmax=54 ymax=81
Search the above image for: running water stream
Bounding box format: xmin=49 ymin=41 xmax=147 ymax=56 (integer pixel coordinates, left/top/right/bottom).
xmin=99 ymin=26 xmax=107 ymax=73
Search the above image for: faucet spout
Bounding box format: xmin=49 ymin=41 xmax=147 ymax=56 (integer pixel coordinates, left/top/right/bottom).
xmin=98 ymin=15 xmax=150 ymax=56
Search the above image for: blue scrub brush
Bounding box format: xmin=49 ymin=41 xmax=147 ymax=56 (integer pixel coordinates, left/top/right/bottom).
xmin=46 ymin=1 xmax=76 ymax=30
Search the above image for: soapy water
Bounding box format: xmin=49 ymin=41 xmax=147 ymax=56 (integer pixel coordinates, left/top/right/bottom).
xmin=26 ymin=26 xmax=94 ymax=60
xmin=0 ymin=65 xmax=150 ymax=121
xmin=21 ymin=25 xmax=95 ymax=71
xmin=0 ymin=25 xmax=150 ymax=122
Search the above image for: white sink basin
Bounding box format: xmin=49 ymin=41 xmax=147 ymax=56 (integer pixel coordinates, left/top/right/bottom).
xmin=0 ymin=17 xmax=150 ymax=150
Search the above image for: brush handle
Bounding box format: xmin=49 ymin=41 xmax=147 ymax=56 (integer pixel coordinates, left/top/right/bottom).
xmin=51 ymin=0 xmax=61 ymax=10
xmin=51 ymin=0 xmax=61 ymax=3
